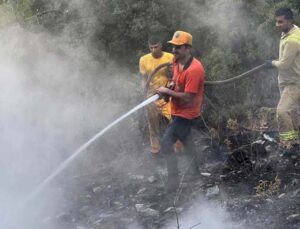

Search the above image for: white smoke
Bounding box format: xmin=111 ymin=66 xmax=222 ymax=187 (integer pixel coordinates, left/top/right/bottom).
xmin=0 ymin=8 xmax=139 ymax=228
xmin=165 ymin=198 xmax=243 ymax=229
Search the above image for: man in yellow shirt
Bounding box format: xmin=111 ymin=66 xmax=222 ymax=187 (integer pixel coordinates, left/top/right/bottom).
xmin=265 ymin=8 xmax=300 ymax=152
xmin=139 ymin=36 xmax=173 ymax=154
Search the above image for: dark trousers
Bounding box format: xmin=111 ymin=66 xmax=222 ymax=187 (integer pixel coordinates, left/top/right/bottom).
xmin=160 ymin=116 xmax=198 ymax=186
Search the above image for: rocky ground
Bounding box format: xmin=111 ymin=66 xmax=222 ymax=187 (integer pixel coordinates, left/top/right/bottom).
xmin=38 ymin=109 xmax=300 ymax=229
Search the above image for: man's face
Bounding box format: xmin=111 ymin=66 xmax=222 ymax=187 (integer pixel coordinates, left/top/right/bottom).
xmin=275 ymin=15 xmax=292 ymax=33
xmin=149 ymin=42 xmax=162 ymax=58
xmin=172 ymin=45 xmax=188 ymax=60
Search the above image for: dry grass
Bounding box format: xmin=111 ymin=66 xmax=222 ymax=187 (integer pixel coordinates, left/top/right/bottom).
xmin=254 ymin=176 xmax=281 ymax=197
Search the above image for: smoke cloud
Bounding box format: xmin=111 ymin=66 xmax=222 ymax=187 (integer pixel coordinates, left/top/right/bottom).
xmin=0 ymin=1 xmax=142 ymax=228
xmin=0 ymin=1 xmax=283 ymax=228
xmin=166 ymin=198 xmax=243 ymax=229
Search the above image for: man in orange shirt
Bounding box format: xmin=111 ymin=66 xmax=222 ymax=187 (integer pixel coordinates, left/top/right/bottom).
xmin=139 ymin=36 xmax=173 ymax=154
xmin=157 ymin=31 xmax=205 ymax=191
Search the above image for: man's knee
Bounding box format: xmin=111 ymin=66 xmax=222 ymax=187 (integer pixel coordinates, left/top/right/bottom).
xmin=277 ymin=105 xmax=292 ymax=119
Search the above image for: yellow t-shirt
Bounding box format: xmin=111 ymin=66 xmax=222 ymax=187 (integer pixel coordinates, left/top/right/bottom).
xmin=139 ymin=52 xmax=173 ymax=94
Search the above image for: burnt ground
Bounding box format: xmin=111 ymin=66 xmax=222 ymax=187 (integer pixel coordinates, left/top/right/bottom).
xmin=37 ymin=126 xmax=300 ymax=229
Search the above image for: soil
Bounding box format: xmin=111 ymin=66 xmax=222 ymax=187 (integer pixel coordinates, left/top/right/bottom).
xmin=38 ymin=121 xmax=300 ymax=229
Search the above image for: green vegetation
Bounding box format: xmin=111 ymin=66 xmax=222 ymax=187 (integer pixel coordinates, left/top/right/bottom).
xmin=1 ymin=0 xmax=300 ymax=124
xmin=0 ymin=0 xmax=32 ymax=25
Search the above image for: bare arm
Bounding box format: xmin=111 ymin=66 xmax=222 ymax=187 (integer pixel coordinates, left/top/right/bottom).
xmin=157 ymin=87 xmax=195 ymax=106
xmin=139 ymin=57 xmax=148 ymax=92
xmin=140 ymin=73 xmax=147 ymax=89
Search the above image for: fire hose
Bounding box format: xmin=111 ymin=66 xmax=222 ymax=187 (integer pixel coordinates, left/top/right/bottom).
xmin=144 ymin=62 xmax=267 ymax=96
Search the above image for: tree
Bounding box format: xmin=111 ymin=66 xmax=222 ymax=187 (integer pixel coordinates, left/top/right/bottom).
xmin=2 ymin=0 xmax=300 ymax=124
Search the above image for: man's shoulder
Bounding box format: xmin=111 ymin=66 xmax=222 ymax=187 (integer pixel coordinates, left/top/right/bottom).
xmin=162 ymin=52 xmax=173 ymax=59
xmin=286 ymin=26 xmax=300 ymax=44
xmin=140 ymin=53 xmax=152 ymax=62
xmin=293 ymin=25 xmax=300 ymax=33
xmin=189 ymin=58 xmax=204 ymax=73
xmin=191 ymin=57 xmax=203 ymax=66
xmin=181 ymin=58 xmax=205 ymax=81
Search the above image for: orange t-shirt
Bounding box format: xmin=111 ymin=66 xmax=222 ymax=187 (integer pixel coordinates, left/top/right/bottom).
xmin=171 ymin=57 xmax=205 ymax=119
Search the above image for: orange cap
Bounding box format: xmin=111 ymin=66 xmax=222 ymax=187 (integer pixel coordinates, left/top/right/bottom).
xmin=168 ymin=31 xmax=192 ymax=46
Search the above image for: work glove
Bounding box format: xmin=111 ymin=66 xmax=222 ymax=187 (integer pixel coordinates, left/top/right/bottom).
xmin=264 ymin=60 xmax=273 ymax=68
